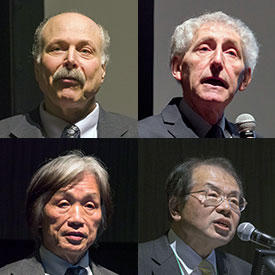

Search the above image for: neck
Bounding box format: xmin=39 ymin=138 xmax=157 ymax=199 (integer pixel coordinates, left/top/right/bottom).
xmin=171 ymin=224 xmax=213 ymax=258
xmin=44 ymin=100 xmax=96 ymax=124
xmin=185 ymin=99 xmax=224 ymax=125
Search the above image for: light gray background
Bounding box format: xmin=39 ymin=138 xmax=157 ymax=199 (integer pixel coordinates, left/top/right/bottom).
xmin=154 ymin=0 xmax=275 ymax=137
xmin=45 ymin=0 xmax=138 ymax=119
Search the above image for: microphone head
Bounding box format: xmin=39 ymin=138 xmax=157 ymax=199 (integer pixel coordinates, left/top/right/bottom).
xmin=237 ymin=222 xmax=255 ymax=241
xmin=235 ymin=113 xmax=256 ymax=133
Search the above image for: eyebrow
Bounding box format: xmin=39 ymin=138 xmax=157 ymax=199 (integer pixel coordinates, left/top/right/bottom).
xmin=54 ymin=190 xmax=100 ymax=200
xmin=204 ymin=183 xmax=240 ymax=196
xmin=195 ymin=36 xmax=241 ymax=49
xmin=46 ymin=39 xmax=97 ymax=48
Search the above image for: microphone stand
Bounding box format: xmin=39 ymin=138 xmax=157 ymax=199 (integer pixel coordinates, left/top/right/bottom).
xmin=263 ymin=255 xmax=275 ymax=273
xmin=252 ymin=248 xmax=275 ymax=274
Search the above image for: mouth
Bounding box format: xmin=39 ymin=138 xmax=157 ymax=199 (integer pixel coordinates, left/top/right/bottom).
xmin=64 ymin=231 xmax=87 ymax=242
xmin=213 ymin=219 xmax=231 ymax=232
xmin=201 ymin=77 xmax=229 ymax=89
xmin=58 ymin=77 xmax=80 ymax=84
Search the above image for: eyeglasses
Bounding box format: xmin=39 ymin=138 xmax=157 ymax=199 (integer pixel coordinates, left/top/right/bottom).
xmin=186 ymin=188 xmax=247 ymax=213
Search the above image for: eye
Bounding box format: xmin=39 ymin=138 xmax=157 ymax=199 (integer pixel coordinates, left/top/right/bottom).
xmin=207 ymin=191 xmax=219 ymax=198
xmin=195 ymin=42 xmax=213 ymax=53
xmin=198 ymin=46 xmax=210 ymax=52
xmin=226 ymin=49 xmax=238 ymax=57
xmin=80 ymin=48 xmax=92 ymax=55
xmin=85 ymin=202 xmax=96 ymax=210
xmin=57 ymin=200 xmax=70 ymax=208
xmin=229 ymin=197 xmax=240 ymax=206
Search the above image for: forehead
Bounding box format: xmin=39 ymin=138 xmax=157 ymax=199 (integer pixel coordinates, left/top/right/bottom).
xmin=191 ymin=164 xmax=239 ymax=193
xmin=57 ymin=172 xmax=100 ymax=196
xmin=192 ymin=22 xmax=242 ymax=47
xmin=42 ymin=13 xmax=102 ymax=47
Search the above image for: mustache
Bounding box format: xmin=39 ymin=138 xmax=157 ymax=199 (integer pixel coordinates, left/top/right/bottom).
xmin=53 ymin=67 xmax=86 ymax=86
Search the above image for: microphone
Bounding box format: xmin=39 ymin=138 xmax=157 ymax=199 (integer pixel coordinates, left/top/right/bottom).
xmin=235 ymin=113 xmax=256 ymax=138
xmin=237 ymin=222 xmax=275 ymax=249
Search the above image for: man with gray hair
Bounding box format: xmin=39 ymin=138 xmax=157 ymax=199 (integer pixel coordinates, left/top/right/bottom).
xmin=139 ymin=11 xmax=259 ymax=138
xmin=0 ymin=151 xmax=117 ymax=274
xmin=139 ymin=157 xmax=251 ymax=274
xmin=0 ymin=12 xmax=136 ymax=138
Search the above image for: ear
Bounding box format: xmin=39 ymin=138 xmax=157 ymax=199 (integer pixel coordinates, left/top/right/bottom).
xmin=101 ymin=64 xmax=106 ymax=83
xmin=34 ymin=62 xmax=40 ymax=82
xmin=239 ymin=68 xmax=252 ymax=91
xmin=168 ymin=197 xmax=182 ymax=222
xmin=171 ymin=56 xmax=183 ymax=81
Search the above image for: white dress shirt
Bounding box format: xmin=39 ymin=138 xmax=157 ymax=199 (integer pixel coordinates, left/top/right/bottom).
xmin=39 ymin=246 xmax=93 ymax=275
xmin=39 ymin=102 xmax=99 ymax=138
xmin=168 ymin=229 xmax=217 ymax=275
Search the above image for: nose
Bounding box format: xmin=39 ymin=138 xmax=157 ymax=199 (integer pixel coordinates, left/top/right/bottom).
xmin=67 ymin=204 xmax=85 ymax=227
xmin=64 ymin=47 xmax=78 ymax=70
xmin=210 ymin=48 xmax=224 ymax=76
xmin=215 ymin=199 xmax=231 ymax=216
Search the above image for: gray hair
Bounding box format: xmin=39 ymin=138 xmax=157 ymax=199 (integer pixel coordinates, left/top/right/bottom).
xmin=26 ymin=151 xmax=112 ymax=242
xmin=170 ymin=11 xmax=259 ymax=74
xmin=166 ymin=157 xmax=243 ymax=218
xmin=32 ymin=12 xmax=110 ymax=65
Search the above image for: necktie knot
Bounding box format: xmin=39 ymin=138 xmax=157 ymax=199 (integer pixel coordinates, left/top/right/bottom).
xmin=64 ymin=266 xmax=88 ymax=275
xmin=198 ymin=259 xmax=215 ymax=275
xmin=205 ymin=124 xmax=224 ymax=138
xmin=61 ymin=125 xmax=80 ymax=138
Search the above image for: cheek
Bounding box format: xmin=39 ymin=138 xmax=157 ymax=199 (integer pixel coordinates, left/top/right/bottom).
xmin=42 ymin=209 xmax=64 ymax=235
xmin=88 ymin=211 xmax=102 ymax=232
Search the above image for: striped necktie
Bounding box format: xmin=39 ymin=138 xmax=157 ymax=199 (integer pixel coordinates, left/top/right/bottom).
xmin=61 ymin=125 xmax=80 ymax=138
xmin=198 ymin=259 xmax=215 ymax=275
xmin=64 ymin=266 xmax=88 ymax=275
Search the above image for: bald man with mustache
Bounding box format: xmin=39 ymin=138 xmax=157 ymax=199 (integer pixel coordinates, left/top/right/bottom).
xmin=0 ymin=12 xmax=137 ymax=138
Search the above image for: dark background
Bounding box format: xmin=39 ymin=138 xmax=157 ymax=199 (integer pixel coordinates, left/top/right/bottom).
xmin=0 ymin=139 xmax=138 ymax=275
xmin=0 ymin=0 xmax=44 ymax=119
xmin=138 ymin=139 xmax=275 ymax=265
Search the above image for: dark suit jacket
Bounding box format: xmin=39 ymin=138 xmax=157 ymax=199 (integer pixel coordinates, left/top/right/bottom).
xmin=0 ymin=254 xmax=118 ymax=275
xmin=138 ymin=235 xmax=252 ymax=275
xmin=0 ymin=105 xmax=137 ymax=138
xmin=138 ymin=98 xmax=240 ymax=138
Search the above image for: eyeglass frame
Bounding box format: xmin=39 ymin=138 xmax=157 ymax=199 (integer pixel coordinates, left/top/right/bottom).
xmin=185 ymin=187 xmax=247 ymax=214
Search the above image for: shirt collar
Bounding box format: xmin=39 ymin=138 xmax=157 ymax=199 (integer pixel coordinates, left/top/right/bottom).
xmin=168 ymin=229 xmax=217 ymax=274
xmin=39 ymin=102 xmax=99 ymax=138
xmin=179 ymin=98 xmax=226 ymax=137
xmin=39 ymin=245 xmax=90 ymax=275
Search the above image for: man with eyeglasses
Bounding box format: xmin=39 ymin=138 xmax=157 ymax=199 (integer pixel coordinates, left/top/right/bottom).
xmin=139 ymin=157 xmax=251 ymax=275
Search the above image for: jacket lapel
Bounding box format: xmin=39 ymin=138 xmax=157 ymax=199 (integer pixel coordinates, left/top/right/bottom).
xmin=150 ymin=235 xmax=182 ymax=275
xmin=97 ymin=105 xmax=134 ymax=138
xmin=216 ymin=250 xmax=230 ymax=275
xmin=226 ymin=119 xmax=240 ymax=138
xmin=10 ymin=108 xmax=45 ymax=138
xmin=161 ymin=101 xmax=198 ymax=138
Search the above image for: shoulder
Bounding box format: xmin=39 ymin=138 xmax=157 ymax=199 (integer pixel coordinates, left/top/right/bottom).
xmin=0 ymin=257 xmax=44 ymax=275
xmin=216 ymin=250 xmax=252 ymax=274
xmin=138 ymin=97 xmax=184 ymax=138
xmin=91 ymin=262 xmax=118 ymax=275
xmin=98 ymin=107 xmax=137 ymax=138
xmin=0 ymin=110 xmax=43 ymax=138
xmin=138 ymin=114 xmax=165 ymax=138
xmin=0 ymin=114 xmax=27 ymax=137
xmin=102 ymin=110 xmax=136 ymax=125
xmin=139 ymin=235 xmax=169 ymax=254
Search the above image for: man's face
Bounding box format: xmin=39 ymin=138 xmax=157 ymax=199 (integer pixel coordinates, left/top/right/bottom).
xmin=41 ymin=172 xmax=102 ymax=264
xmin=172 ymin=165 xmax=241 ymax=255
xmin=172 ymin=22 xmax=251 ymax=114
xmin=35 ymin=13 xmax=106 ymax=115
